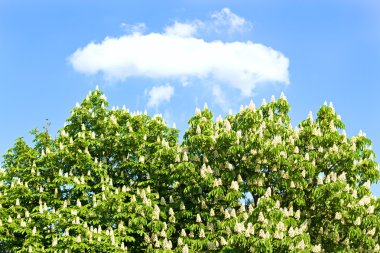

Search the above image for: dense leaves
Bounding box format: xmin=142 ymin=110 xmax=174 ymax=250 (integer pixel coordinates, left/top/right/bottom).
xmin=1 ymin=88 xmax=379 ymax=252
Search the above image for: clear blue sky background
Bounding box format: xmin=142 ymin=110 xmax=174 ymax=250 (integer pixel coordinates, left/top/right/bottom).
xmin=1 ymin=1 xmax=379 ymax=195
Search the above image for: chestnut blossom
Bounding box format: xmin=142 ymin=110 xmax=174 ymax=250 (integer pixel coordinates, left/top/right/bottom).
xmin=367 ymin=227 xmax=376 ymax=236
xmin=224 ymin=209 xmax=230 ymax=219
xmin=335 ymin=212 xmax=342 ymax=220
xmin=288 ymin=227 xmax=295 ymax=237
xmin=280 ymin=92 xmax=287 ymax=100
xmin=199 ymin=229 xmax=205 ymax=238
xmin=224 ymin=120 xmax=231 ymax=132
xmin=196 ymin=125 xmax=201 ymax=134
xmin=295 ymin=210 xmax=300 ymax=220
xmin=264 ymin=187 xmax=271 ymax=198
xmin=249 ymin=100 xmax=256 ymax=111
xmin=297 ymin=239 xmax=305 ymax=250
xmin=359 ymin=195 xmax=370 ymax=206
xmin=182 ymin=244 xmax=189 ymax=253
xmin=258 ymin=212 xmax=265 ymax=222
xmin=220 ymin=237 xmax=228 ymax=246
xmin=230 ymin=181 xmax=239 ymax=191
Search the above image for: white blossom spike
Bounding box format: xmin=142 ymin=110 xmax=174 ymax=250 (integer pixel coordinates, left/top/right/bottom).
xmin=230 ymin=181 xmax=239 ymax=191
xmin=264 ymin=187 xmax=271 ymax=198
xmin=280 ymin=92 xmax=287 ymax=101
xmin=288 ymin=226 xmax=295 ymax=237
xmin=195 ymin=107 xmax=201 ymax=116
xmin=224 ymin=209 xmax=230 ymax=219
xmin=182 ymin=244 xmax=189 ymax=253
xmin=367 ymin=227 xmax=376 ymax=236
xmin=199 ymin=228 xmax=205 ymax=238
xmin=308 ymin=111 xmax=313 ymax=121
xmin=196 ymin=125 xmax=201 ymax=134
xmin=216 ymin=115 xmax=223 ymax=123
xmin=182 ymin=152 xmax=188 ymax=162
xmin=224 ymin=120 xmax=231 ymax=132
xmin=249 ymin=100 xmax=256 ymax=111
xmin=354 ymin=217 xmax=361 ymax=225
xmin=297 ymin=239 xmax=305 ymax=250
xmin=295 ymin=209 xmax=301 ymax=219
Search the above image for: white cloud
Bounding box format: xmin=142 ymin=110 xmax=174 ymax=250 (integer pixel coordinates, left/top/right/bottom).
xmin=211 ymin=8 xmax=252 ymax=33
xmin=69 ymin=8 xmax=289 ymax=97
xmin=212 ymin=85 xmax=229 ymax=111
xmin=180 ymin=76 xmax=189 ymax=87
xmin=121 ymin=22 xmax=147 ymax=34
xmin=70 ymin=34 xmax=288 ymax=96
xmin=162 ymin=8 xmax=251 ymax=38
xmin=164 ymin=21 xmax=200 ymax=37
xmin=147 ymin=84 xmax=174 ymax=108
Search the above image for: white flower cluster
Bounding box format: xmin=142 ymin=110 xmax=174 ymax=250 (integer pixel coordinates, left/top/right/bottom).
xmin=200 ymin=163 xmax=213 ymax=178
xmin=230 ymin=181 xmax=239 ymax=191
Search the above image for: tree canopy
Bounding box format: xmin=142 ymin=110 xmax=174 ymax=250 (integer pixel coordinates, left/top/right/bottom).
xmin=1 ymin=88 xmax=379 ymax=252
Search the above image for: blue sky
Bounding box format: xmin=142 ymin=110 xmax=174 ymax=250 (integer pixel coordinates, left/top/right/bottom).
xmin=1 ymin=1 xmax=379 ymax=194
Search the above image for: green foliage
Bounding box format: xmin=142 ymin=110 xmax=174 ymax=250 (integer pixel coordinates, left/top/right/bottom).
xmin=0 ymin=89 xmax=379 ymax=252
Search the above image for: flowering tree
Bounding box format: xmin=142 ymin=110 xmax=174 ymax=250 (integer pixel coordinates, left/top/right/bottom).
xmin=1 ymin=88 xmax=379 ymax=252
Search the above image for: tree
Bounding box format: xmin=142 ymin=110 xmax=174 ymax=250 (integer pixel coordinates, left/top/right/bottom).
xmin=0 ymin=88 xmax=379 ymax=252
